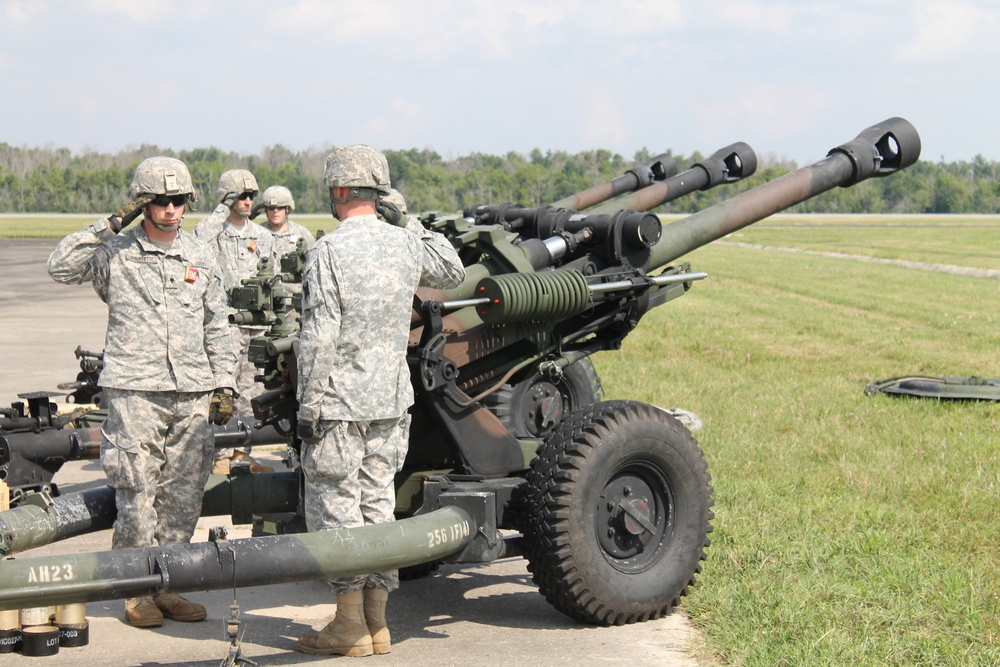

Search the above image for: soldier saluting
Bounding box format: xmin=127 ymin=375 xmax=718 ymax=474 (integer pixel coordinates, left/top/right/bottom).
xmin=47 ymin=157 xmax=239 ymax=628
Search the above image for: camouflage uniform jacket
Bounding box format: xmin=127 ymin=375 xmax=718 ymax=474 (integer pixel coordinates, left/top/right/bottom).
xmin=194 ymin=204 xmax=278 ymax=316
xmin=297 ymin=214 xmax=465 ymax=422
xmin=261 ymin=219 xmax=316 ymax=258
xmin=47 ymin=217 xmax=238 ymax=392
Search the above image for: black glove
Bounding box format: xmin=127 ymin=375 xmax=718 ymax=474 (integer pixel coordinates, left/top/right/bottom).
xmin=376 ymin=199 xmax=407 ymax=227
xmin=249 ymin=203 xmax=265 ymax=220
xmin=209 ymin=387 xmax=237 ymax=425
xmin=109 ymin=194 xmax=155 ymax=233
xmin=220 ymin=191 xmax=238 ymax=210
xmin=297 ymin=419 xmax=321 ymax=445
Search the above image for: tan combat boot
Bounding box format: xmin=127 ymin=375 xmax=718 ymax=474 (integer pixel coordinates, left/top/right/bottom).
xmin=364 ymin=588 xmax=391 ymax=654
xmin=152 ymin=593 xmax=207 ymax=622
xmin=125 ymin=596 xmax=163 ymax=628
xmin=296 ymin=590 xmax=373 ymax=657
xmin=230 ymin=451 xmax=274 ymax=473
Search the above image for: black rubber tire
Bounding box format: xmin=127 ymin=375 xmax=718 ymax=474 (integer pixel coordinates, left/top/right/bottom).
xmin=522 ymin=400 xmax=714 ymax=625
xmin=484 ymin=359 xmax=604 ymax=440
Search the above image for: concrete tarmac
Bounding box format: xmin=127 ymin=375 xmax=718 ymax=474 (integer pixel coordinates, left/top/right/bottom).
xmin=0 ymin=238 xmax=707 ymax=667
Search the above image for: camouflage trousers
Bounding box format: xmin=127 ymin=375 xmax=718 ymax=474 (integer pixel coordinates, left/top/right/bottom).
xmin=301 ymin=414 xmax=410 ymax=594
xmin=216 ymin=325 xmax=266 ymax=459
xmin=101 ymin=388 xmax=213 ymax=550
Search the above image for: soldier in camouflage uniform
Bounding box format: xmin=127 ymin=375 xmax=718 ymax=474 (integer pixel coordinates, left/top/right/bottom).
xmin=255 ymin=185 xmax=316 ymax=258
xmin=47 ymin=157 xmax=239 ymax=628
xmin=194 ymin=169 xmax=276 ymax=474
xmin=294 ymin=146 xmax=465 ymax=657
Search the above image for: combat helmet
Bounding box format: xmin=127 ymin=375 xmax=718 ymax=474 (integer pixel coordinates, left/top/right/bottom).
xmin=261 ymin=185 xmax=295 ymax=210
xmin=129 ymin=157 xmax=196 ymax=203
xmin=383 ymin=188 xmax=407 ymax=215
xmin=216 ymin=169 xmax=259 ymax=203
xmin=323 ymin=145 xmax=391 ymax=203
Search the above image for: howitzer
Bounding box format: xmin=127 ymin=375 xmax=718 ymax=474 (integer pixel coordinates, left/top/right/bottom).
xmin=584 ymin=141 xmax=756 ymax=214
xmin=56 ymin=346 xmax=105 ymax=407
xmin=0 ymin=119 xmax=921 ymax=629
xmin=1 ymin=390 xmax=289 ymax=508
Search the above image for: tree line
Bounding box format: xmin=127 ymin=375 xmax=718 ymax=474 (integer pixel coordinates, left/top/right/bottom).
xmin=0 ymin=142 xmax=997 ymax=215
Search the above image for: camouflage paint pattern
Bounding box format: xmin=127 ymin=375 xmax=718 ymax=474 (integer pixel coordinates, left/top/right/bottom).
xmin=101 ymin=388 xmax=213 ymax=549
xmin=297 ymin=211 xmax=464 ymax=592
xmin=297 ymin=214 xmax=464 ymax=421
xmin=128 ymin=156 xmax=195 ymax=201
xmin=262 ymin=218 xmax=316 ymax=258
xmin=194 ymin=206 xmax=279 ymax=449
xmin=0 ymin=507 xmax=474 ymax=610
xmin=47 ymin=220 xmax=237 ymax=391
xmin=322 ymin=144 xmax=391 ymax=195
xmin=260 ymin=185 xmax=295 ymax=210
xmin=214 ymin=169 xmax=259 ymax=202
xmin=194 ymin=204 xmax=279 ymax=303
xmin=302 ymin=414 xmax=410 ymax=593
xmin=46 ymin=213 xmax=238 ymax=558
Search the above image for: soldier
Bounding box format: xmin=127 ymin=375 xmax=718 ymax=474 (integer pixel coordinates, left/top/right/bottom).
xmin=377 ymin=188 xmax=409 ymax=224
xmin=255 ymin=185 xmax=316 ymax=258
xmin=47 ymin=157 xmax=239 ymax=628
xmin=295 ymin=145 xmax=465 ymax=657
xmin=194 ymin=169 xmax=276 ymax=474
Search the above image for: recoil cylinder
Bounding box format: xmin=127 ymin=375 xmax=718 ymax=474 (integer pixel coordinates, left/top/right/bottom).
xmin=475 ymin=269 xmax=591 ymax=325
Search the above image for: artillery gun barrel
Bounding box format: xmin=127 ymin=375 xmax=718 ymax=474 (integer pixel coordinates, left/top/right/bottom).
xmin=0 ymin=506 xmax=474 ymax=610
xmin=0 ymin=471 xmax=300 ymax=555
xmin=0 ymin=426 xmax=102 ymax=462
xmin=549 ymin=153 xmax=677 ymax=210
xmin=644 ymin=117 xmax=921 ymax=271
xmin=0 ymin=486 xmax=117 ymax=555
xmin=586 ymin=142 xmax=757 ymax=214
xmin=1 ymin=421 xmax=286 ymax=467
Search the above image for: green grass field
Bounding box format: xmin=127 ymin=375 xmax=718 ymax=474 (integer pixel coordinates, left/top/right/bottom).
xmin=595 ymin=214 xmax=1000 ymax=665
xmin=0 ymin=213 xmax=337 ymax=238
xmin=4 ymin=213 xmax=998 ymax=665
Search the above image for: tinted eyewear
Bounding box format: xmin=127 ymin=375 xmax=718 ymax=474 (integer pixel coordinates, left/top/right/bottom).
xmin=151 ymin=194 xmax=188 ymax=207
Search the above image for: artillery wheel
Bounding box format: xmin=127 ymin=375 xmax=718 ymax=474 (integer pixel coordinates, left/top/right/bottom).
xmin=484 ymin=359 xmax=604 ymax=440
xmin=522 ymin=400 xmax=713 ymax=625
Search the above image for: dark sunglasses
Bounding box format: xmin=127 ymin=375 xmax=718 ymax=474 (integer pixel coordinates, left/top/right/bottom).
xmin=150 ymin=194 xmax=188 ymax=207
xmin=265 ymin=206 xmax=289 ymax=212
xmin=238 ymin=191 xmax=257 ymax=201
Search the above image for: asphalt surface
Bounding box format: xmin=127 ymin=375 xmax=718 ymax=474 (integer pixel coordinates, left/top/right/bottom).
xmin=0 ymin=238 xmax=706 ymax=667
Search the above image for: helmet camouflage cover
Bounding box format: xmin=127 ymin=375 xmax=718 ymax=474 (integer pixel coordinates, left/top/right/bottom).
xmin=383 ymin=188 xmax=407 ymax=215
xmin=129 ymin=156 xmax=196 ymax=202
xmin=323 ymin=144 xmax=391 ymax=197
xmin=215 ymin=169 xmax=259 ymax=202
xmin=261 ymin=185 xmax=295 ymax=210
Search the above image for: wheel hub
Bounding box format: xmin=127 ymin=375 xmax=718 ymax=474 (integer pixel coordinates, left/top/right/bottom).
xmin=596 ymin=464 xmax=671 ymax=572
xmin=523 ymin=382 xmax=564 ymax=435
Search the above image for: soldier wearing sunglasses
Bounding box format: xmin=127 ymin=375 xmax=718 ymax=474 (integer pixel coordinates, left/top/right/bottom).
xmin=194 ymin=169 xmax=278 ymax=474
xmin=47 ymin=156 xmax=239 ymax=628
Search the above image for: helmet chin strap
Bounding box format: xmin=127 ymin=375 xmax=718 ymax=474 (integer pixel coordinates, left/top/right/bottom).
xmin=144 ymin=209 xmax=183 ymax=233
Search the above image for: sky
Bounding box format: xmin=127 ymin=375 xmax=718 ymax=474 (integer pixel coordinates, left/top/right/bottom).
xmin=1 ymin=0 xmax=997 ymax=167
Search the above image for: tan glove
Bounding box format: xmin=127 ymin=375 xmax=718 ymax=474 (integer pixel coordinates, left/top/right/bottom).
xmin=209 ymin=387 xmax=237 ymax=425
xmin=109 ymin=194 xmax=155 ymax=233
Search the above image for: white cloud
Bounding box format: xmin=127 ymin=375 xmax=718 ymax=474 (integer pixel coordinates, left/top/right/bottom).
xmin=578 ymin=89 xmax=628 ymax=147
xmin=896 ymin=1 xmax=1000 ymax=62
xmin=1 ymin=0 xmax=46 ymax=26
xmin=356 ymin=96 xmax=433 ymax=146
